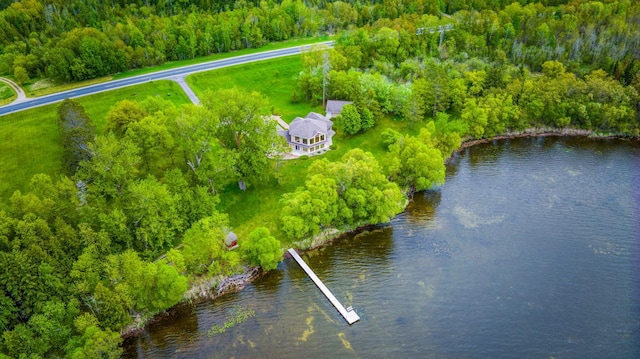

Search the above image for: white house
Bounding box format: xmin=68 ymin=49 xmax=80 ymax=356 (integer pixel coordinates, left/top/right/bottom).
xmin=277 ymin=100 xmax=353 ymax=156
xmin=279 ymin=112 xmax=334 ymax=155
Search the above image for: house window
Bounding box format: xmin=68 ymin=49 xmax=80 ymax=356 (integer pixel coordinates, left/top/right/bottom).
xmin=320 ymin=134 xmax=325 ymax=141
xmin=303 ymin=147 xmax=308 ymax=152
xmin=321 ymin=144 xmax=325 ymax=149
xmin=294 ymin=136 xmax=300 ymax=143
xmin=310 ymin=138 xmax=315 ymax=145
xmin=303 ymin=138 xmax=307 ymax=144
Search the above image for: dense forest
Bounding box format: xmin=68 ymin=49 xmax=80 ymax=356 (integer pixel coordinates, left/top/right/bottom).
xmin=1 ymin=0 xmax=639 ymax=357
xmin=0 ymin=0 xmax=609 ymax=83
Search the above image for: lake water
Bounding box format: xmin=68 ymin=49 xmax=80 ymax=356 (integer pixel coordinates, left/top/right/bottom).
xmin=123 ymin=137 xmax=640 ymax=358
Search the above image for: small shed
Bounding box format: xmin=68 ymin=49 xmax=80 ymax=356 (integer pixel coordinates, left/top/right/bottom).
xmin=325 ymin=100 xmax=353 ymax=119
xmin=225 ymin=231 xmax=238 ymax=250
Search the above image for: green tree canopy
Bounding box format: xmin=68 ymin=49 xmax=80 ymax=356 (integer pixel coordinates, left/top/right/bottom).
xmin=207 ymin=87 xmax=282 ymax=188
xmin=241 ymin=227 xmax=282 ymax=271
xmin=336 ymin=103 xmax=362 ymax=135
xmin=387 ymin=126 xmax=446 ymax=194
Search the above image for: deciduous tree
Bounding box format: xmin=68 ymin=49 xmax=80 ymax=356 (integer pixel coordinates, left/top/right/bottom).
xmin=208 ymin=87 xmax=282 ymax=188
xmin=336 ymin=103 xmax=362 ymax=134
xmin=241 ymin=227 xmax=282 ymax=271
xmin=387 ymin=128 xmax=446 ymax=195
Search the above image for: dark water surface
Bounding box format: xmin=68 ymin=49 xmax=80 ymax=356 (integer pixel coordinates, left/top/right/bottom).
xmin=124 ymin=137 xmax=640 ymax=358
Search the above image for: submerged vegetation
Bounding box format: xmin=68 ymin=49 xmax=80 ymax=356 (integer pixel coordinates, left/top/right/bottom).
xmin=207 ymin=306 xmax=256 ymax=337
xmin=0 ymin=0 xmax=639 ymax=357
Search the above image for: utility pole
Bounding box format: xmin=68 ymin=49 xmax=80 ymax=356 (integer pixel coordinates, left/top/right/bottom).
xmin=322 ymin=50 xmax=331 ymax=106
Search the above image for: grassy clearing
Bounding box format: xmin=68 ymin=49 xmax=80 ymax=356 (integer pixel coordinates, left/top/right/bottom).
xmin=0 ymin=103 xmax=62 ymax=201
xmin=0 ymin=80 xmax=190 ymax=201
xmin=76 ymin=80 xmax=190 ymax=129
xmin=189 ymin=54 xmax=321 ymax=242
xmin=187 ymin=55 xmax=321 ymax=121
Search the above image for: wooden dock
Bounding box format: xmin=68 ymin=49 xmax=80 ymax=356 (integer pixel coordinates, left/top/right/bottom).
xmin=288 ymin=248 xmax=360 ymax=325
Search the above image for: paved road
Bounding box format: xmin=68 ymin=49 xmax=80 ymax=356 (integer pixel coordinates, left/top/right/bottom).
xmin=0 ymin=41 xmax=333 ymax=117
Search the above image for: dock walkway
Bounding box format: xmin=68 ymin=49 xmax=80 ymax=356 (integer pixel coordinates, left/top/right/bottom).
xmin=288 ymin=248 xmax=360 ymax=325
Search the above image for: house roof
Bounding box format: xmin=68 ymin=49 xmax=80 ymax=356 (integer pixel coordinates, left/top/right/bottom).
xmin=326 ymin=100 xmax=353 ymax=115
xmin=277 ymin=129 xmax=291 ymax=142
xmin=306 ymin=112 xmax=327 ymax=121
xmin=225 ymin=232 xmax=237 ymax=246
xmin=289 ymin=113 xmax=332 ymax=138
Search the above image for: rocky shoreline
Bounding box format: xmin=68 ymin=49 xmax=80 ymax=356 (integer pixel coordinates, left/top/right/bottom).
xmin=121 ymin=128 xmax=638 ymax=339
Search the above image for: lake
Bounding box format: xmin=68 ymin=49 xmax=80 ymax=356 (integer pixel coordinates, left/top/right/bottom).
xmin=124 ymin=137 xmax=640 ymax=358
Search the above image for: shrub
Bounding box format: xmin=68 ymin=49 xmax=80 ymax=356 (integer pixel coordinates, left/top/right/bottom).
xmin=381 ymin=128 xmax=402 ymax=149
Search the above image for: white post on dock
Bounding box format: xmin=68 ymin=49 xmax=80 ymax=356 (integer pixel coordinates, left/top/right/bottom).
xmin=288 ymin=248 xmax=360 ymax=325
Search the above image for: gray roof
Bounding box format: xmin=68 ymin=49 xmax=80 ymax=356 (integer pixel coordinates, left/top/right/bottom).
xmin=306 ymin=112 xmax=327 ymax=121
xmin=226 ymin=232 xmax=238 ymax=246
xmin=326 ymin=100 xmax=353 ymax=115
xmin=289 ymin=114 xmax=332 ymax=138
xmin=277 ymin=129 xmax=290 ymax=142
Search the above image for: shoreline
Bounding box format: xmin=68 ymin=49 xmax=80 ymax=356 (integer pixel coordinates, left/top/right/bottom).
xmin=120 ymin=128 xmax=638 ymax=339
xmin=446 ymin=127 xmax=636 ymax=163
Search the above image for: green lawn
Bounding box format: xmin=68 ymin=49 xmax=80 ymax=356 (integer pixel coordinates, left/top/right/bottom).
xmin=0 ymin=80 xmax=190 ymax=202
xmin=0 ymin=104 xmax=62 ymax=201
xmin=0 ymin=82 xmax=16 ymax=106
xmin=188 ymin=54 xmax=321 ymax=242
xmin=26 ymin=76 xmax=113 ymax=98
xmin=77 ymin=80 xmax=190 ymax=129
xmin=187 ymin=55 xmax=322 ymax=122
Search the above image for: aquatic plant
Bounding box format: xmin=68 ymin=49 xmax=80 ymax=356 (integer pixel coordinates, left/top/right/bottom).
xmin=207 ymin=306 xmax=256 ymax=337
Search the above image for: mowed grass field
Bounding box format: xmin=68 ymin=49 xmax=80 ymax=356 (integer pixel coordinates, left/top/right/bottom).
xmin=187 ymin=55 xmax=320 ymax=122
xmin=0 ymin=80 xmax=190 ymax=201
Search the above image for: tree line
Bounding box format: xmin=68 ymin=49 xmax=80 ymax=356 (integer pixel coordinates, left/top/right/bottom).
xmin=0 ymin=0 xmax=444 ymax=83
xmin=0 ymin=0 xmax=589 ymax=84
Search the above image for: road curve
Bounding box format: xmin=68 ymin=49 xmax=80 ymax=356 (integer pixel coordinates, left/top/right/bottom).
xmin=0 ymin=41 xmax=333 ymax=117
xmin=0 ymin=77 xmax=26 ymax=104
